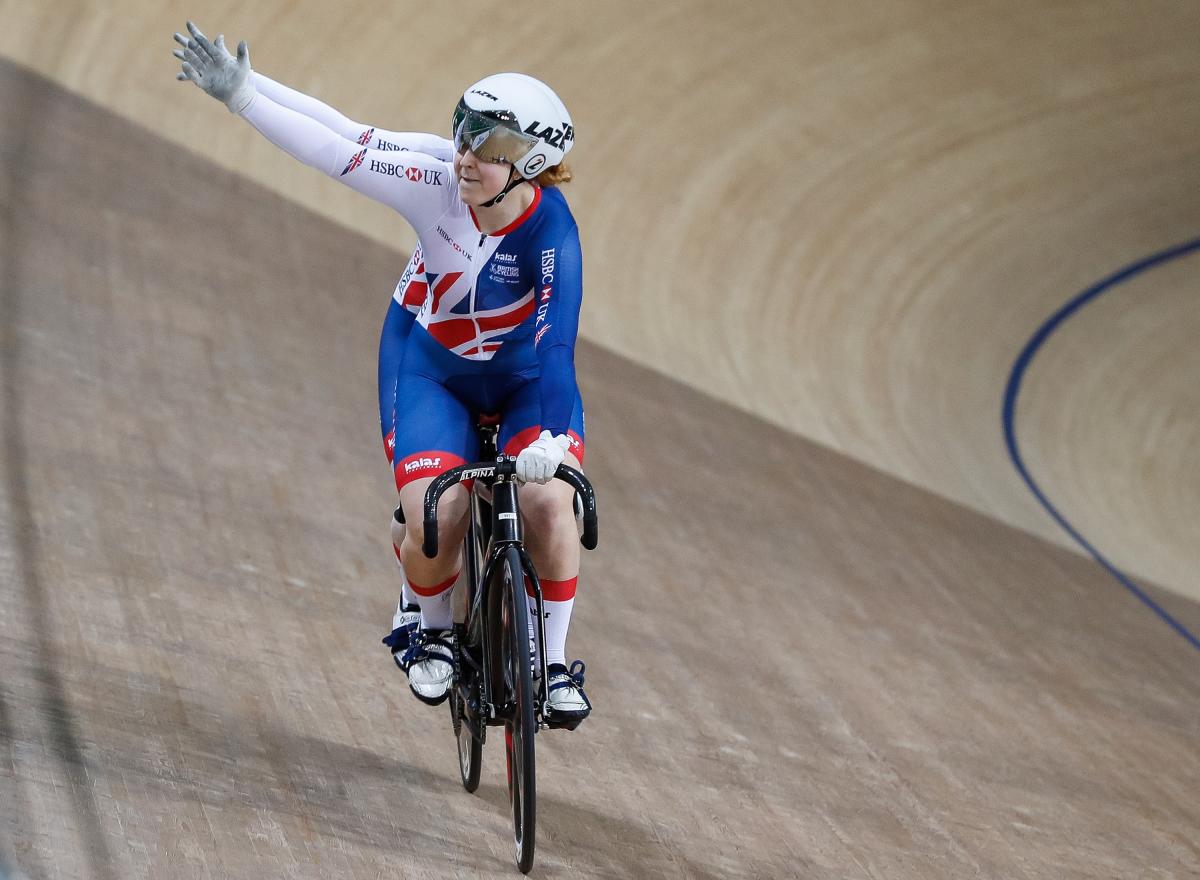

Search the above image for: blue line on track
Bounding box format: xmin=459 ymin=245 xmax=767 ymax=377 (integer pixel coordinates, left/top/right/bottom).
xmin=1002 ymin=237 xmax=1200 ymax=653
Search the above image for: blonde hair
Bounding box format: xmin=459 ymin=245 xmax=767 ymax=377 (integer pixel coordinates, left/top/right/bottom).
xmin=535 ymin=162 xmax=573 ymax=187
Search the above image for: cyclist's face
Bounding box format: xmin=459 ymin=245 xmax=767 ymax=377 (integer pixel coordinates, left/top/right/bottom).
xmin=454 ymin=146 xmax=512 ymax=207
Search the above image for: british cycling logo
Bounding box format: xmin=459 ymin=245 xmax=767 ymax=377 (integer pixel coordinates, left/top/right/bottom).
xmin=404 ymin=456 xmax=442 ymax=473
xmin=368 ymin=160 xmax=445 ymax=185
xmin=489 ymin=263 xmax=521 ymax=281
xmin=340 ymin=149 xmax=367 ymax=176
xmin=356 ymin=127 xmax=375 ymax=146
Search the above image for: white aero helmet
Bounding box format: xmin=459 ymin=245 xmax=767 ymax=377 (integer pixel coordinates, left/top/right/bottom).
xmin=452 ymin=72 xmax=574 ymax=180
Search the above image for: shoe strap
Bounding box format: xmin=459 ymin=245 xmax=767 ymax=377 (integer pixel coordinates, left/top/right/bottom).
xmin=548 ymin=660 xmax=587 ymax=691
xmin=381 ymin=626 xmax=411 ymax=652
xmin=401 ymin=630 xmax=455 ymax=665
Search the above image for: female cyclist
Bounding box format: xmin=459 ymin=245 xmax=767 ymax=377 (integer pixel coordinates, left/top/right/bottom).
xmin=174 ymin=23 xmax=591 ymax=726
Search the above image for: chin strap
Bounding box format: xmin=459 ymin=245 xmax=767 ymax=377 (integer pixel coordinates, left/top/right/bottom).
xmin=480 ymin=165 xmax=524 ymax=207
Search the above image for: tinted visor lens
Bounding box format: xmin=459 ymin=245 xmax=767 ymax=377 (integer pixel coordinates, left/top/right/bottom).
xmin=452 ymin=102 xmax=538 ymax=164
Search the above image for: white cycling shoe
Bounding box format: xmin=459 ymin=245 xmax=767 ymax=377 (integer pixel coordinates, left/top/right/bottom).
xmin=403 ymin=629 xmax=456 ymax=705
xmin=544 ymin=661 xmax=591 ymax=729
xmin=381 ymin=603 xmax=421 ymax=669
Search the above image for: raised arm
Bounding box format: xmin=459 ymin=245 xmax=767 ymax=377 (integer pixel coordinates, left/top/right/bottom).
xmin=174 ymin=22 xmax=453 ymax=227
xmin=252 ymin=72 xmax=455 ymax=159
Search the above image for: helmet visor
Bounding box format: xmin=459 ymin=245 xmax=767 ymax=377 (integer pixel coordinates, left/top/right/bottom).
xmin=452 ymin=101 xmax=539 ymax=165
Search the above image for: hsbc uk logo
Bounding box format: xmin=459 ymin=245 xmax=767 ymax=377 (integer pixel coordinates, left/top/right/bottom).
xmin=355 ymin=128 xmax=410 ymax=152
xmin=368 ymin=160 xmax=445 ymax=186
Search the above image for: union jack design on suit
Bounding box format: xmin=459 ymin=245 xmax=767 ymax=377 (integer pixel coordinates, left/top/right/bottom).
xmin=340 ymin=149 xmax=367 ymax=176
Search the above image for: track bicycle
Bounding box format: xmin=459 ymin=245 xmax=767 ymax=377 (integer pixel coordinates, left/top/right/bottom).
xmin=421 ymin=418 xmax=598 ymax=874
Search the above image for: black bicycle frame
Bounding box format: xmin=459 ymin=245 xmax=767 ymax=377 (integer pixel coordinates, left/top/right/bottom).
xmin=423 ymin=455 xmax=598 ymax=734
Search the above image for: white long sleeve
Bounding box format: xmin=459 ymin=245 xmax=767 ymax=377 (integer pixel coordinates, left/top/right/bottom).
xmin=237 ymin=91 xmax=455 ymax=228
xmin=251 ymin=72 xmax=454 ymax=159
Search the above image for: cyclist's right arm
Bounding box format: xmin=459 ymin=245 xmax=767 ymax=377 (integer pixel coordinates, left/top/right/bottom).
xmin=251 ymin=73 xmax=455 ymax=159
xmin=237 ymin=90 xmax=454 ymax=226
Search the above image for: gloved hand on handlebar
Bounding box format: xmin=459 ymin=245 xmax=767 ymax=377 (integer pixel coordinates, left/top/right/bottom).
xmin=173 ymin=21 xmax=257 ymax=113
xmin=515 ymin=431 xmax=572 ymax=484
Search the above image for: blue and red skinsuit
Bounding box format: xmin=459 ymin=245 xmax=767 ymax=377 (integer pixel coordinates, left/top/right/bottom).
xmin=236 ymin=87 xmax=586 ymax=489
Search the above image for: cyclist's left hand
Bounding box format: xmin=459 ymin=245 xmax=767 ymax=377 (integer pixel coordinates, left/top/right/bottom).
xmin=173 ymin=21 xmax=256 ymax=113
xmin=515 ymin=431 xmax=571 ymax=484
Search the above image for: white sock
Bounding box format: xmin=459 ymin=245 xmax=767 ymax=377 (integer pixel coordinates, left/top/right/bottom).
xmin=419 ymin=593 xmax=454 ymax=631
xmin=535 ymin=597 xmax=574 ymax=668
xmin=411 ymin=571 xmax=458 ymax=631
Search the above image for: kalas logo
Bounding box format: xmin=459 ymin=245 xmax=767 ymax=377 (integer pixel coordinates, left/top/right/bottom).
xmin=404 ymin=456 xmax=442 ymax=473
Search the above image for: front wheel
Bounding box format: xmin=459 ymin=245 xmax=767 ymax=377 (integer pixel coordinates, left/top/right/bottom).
xmin=500 ymin=548 xmax=536 ymax=873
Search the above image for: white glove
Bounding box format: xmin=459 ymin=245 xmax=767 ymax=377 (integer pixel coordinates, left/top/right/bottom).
xmin=173 ymin=21 xmax=257 ymax=113
xmin=515 ymin=430 xmax=571 ymax=484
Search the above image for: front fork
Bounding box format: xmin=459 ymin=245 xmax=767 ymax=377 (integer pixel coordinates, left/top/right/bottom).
xmin=518 ymin=548 xmax=551 ymax=715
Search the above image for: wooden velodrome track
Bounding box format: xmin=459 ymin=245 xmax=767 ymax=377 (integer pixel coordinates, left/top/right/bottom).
xmin=1 ymin=2 xmax=1198 ymax=878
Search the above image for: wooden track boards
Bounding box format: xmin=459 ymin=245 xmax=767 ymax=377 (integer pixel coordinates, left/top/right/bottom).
xmin=2 ymin=62 xmax=1199 ymax=879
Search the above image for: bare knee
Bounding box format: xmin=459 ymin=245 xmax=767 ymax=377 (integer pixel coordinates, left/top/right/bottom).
xmin=399 ymin=482 xmax=470 ymax=565
xmin=521 ymin=481 xmax=577 ymax=552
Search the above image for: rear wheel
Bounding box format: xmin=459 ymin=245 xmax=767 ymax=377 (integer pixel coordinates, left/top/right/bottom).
xmin=450 ymin=676 xmax=482 ymax=792
xmin=452 ymin=519 xmax=484 ymax=792
xmin=500 ymin=548 xmax=536 ymax=873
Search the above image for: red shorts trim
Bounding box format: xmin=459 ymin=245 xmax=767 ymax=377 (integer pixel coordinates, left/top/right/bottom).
xmin=502 ymin=428 xmax=585 ymax=465
xmin=394 ymin=450 xmax=468 ymax=492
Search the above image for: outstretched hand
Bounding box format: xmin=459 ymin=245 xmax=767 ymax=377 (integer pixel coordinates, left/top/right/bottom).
xmin=173 ymin=21 xmax=256 ymax=113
